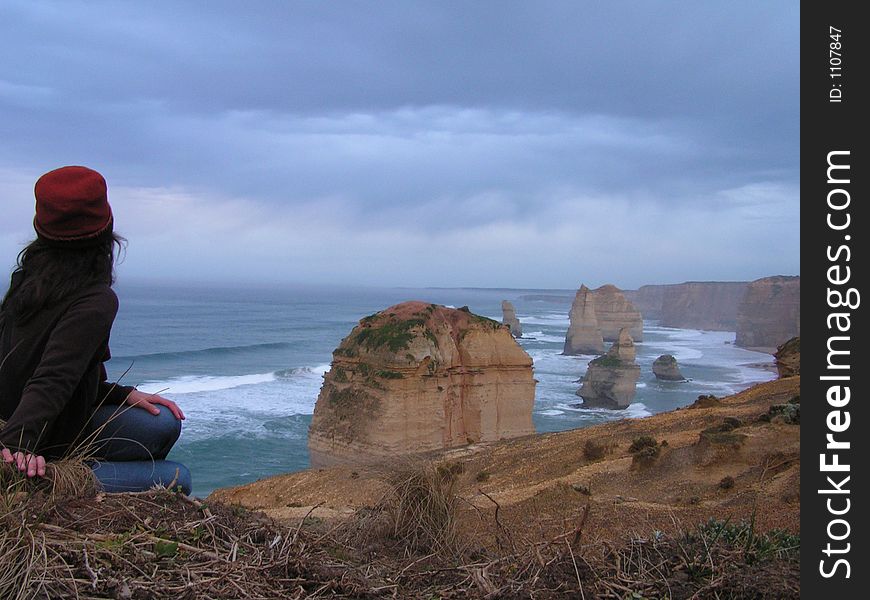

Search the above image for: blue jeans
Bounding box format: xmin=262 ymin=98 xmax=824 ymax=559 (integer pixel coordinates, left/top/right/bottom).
xmin=84 ymin=404 xmax=192 ymax=495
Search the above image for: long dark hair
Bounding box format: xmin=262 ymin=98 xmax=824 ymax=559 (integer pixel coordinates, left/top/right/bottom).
xmin=1 ymin=234 xmax=126 ymax=323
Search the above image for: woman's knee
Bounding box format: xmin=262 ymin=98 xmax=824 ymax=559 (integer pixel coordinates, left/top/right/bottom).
xmin=154 ymin=405 xmax=182 ymax=442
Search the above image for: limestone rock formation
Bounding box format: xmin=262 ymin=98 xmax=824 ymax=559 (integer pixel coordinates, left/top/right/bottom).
xmin=576 ymin=328 xmax=641 ymax=409
xmin=625 ymin=282 xmax=748 ymax=330
xmin=592 ymin=285 xmax=643 ymax=342
xmin=735 ymin=276 xmax=800 ymax=350
xmin=501 ymin=300 xmax=522 ymax=338
xmin=774 ymin=337 xmax=800 ymax=378
xmin=563 ymin=285 xmax=605 ymax=355
xmin=652 ymin=354 xmax=685 ymax=381
xmin=308 ymin=301 xmax=536 ymax=466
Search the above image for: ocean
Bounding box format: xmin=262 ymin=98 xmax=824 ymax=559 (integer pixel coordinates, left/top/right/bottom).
xmin=105 ymin=283 xmax=776 ymax=497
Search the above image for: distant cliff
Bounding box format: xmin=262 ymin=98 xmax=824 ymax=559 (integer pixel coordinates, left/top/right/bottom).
xmin=736 ymin=276 xmax=801 ymax=350
xmin=625 ymin=281 xmax=748 ymax=331
xmin=308 ymin=302 xmax=535 ymax=466
xmin=623 ymin=285 xmax=668 ymax=320
xmin=660 ymin=282 xmax=748 ymax=330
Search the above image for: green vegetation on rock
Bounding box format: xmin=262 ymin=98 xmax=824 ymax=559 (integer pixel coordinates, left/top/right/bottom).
xmin=376 ymin=370 xmax=404 ymax=379
xmin=589 ymin=355 xmax=623 ymax=368
xmin=354 ymin=318 xmax=426 ymax=352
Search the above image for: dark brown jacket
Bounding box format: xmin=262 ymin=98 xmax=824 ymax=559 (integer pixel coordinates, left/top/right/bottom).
xmin=0 ymin=276 xmax=133 ymax=458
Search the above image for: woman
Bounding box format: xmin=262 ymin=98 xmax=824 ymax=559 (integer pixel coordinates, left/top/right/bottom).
xmin=0 ymin=166 xmax=191 ymax=494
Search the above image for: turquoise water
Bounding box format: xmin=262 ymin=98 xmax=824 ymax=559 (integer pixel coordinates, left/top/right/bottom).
xmin=106 ymin=283 xmax=775 ymax=497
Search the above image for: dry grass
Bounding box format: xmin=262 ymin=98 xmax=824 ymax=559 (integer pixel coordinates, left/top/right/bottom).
xmin=0 ymin=460 xmax=800 ymax=599
xmin=340 ymin=460 xmax=461 ymax=556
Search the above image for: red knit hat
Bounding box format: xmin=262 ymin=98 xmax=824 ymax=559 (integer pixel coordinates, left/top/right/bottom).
xmin=34 ymin=166 xmax=113 ymax=245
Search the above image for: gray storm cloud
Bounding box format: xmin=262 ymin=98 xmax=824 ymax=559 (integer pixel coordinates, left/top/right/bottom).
xmin=0 ymin=1 xmax=799 ymax=288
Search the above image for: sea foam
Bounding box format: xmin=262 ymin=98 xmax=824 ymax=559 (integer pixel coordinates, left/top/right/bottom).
xmin=137 ymin=364 xmax=330 ymax=395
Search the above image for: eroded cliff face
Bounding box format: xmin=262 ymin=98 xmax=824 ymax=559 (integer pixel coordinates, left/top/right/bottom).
xmin=501 ymin=300 xmax=522 ymax=338
xmin=625 ymin=282 xmax=748 ymax=330
xmin=774 ymin=337 xmax=800 ymax=378
xmin=576 ymin=328 xmax=640 ymax=409
xmin=563 ymin=285 xmax=605 ymax=355
xmin=661 ymin=282 xmax=748 ymax=331
xmin=735 ymin=276 xmax=801 ymax=350
xmin=623 ymin=285 xmax=667 ymax=320
xmin=591 ymin=285 xmax=643 ymax=342
xmin=308 ymin=302 xmax=536 ymax=466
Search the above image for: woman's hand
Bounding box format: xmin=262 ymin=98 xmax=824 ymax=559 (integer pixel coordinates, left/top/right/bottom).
xmin=124 ymin=389 xmax=185 ymax=421
xmin=2 ymin=447 xmax=46 ymax=477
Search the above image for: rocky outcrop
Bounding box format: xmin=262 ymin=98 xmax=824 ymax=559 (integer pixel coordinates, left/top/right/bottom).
xmin=563 ymin=285 xmax=605 ymax=355
xmin=652 ymin=354 xmax=685 ymax=381
xmin=735 ymin=276 xmax=800 ymax=350
xmin=591 ymin=285 xmax=643 ymax=342
xmin=501 ymin=300 xmax=522 ymax=338
xmin=576 ymin=328 xmax=641 ymax=409
xmin=625 ymin=282 xmax=748 ymax=330
xmin=774 ymin=337 xmax=800 ymax=378
xmin=308 ymin=301 xmax=536 ymax=466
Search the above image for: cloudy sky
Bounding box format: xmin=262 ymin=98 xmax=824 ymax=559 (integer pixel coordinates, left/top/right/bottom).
xmin=1 ymin=1 xmax=799 ymax=289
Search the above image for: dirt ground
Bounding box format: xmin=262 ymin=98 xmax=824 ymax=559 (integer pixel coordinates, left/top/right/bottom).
xmin=212 ymin=375 xmax=801 ymax=547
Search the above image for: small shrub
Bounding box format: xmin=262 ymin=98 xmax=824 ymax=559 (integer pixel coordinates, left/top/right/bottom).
xmin=634 ymin=446 xmax=660 ymax=460
xmin=628 ymin=436 xmax=658 ymax=454
xmin=719 ymin=476 xmax=735 ymax=490
xmin=702 ymin=417 xmax=744 ymax=436
xmin=630 ymin=437 xmax=661 ymax=466
xmin=768 ymin=403 xmax=800 ymax=424
xmin=475 ymin=471 xmax=490 ymax=483
xmin=583 ymin=439 xmax=607 ymax=461
xmin=571 ymin=483 xmax=591 ymax=495
xmin=690 ymin=394 xmax=721 ymax=409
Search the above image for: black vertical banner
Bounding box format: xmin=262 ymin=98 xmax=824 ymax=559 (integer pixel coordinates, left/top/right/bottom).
xmin=802 ymin=2 xmax=866 ymax=596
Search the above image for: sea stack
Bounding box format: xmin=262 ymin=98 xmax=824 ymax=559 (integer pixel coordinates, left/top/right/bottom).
xmin=308 ymin=301 xmax=536 ymax=466
xmin=563 ymin=285 xmax=605 ymax=355
xmin=576 ymin=328 xmax=641 ymax=409
xmin=652 ymin=354 xmax=685 ymax=381
xmin=735 ymin=276 xmax=800 ymax=351
xmin=501 ymin=300 xmax=522 ymax=338
xmin=592 ymin=284 xmax=643 ymax=342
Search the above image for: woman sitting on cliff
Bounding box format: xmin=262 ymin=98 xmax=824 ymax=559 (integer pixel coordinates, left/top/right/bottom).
xmin=0 ymin=166 xmax=191 ymax=495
